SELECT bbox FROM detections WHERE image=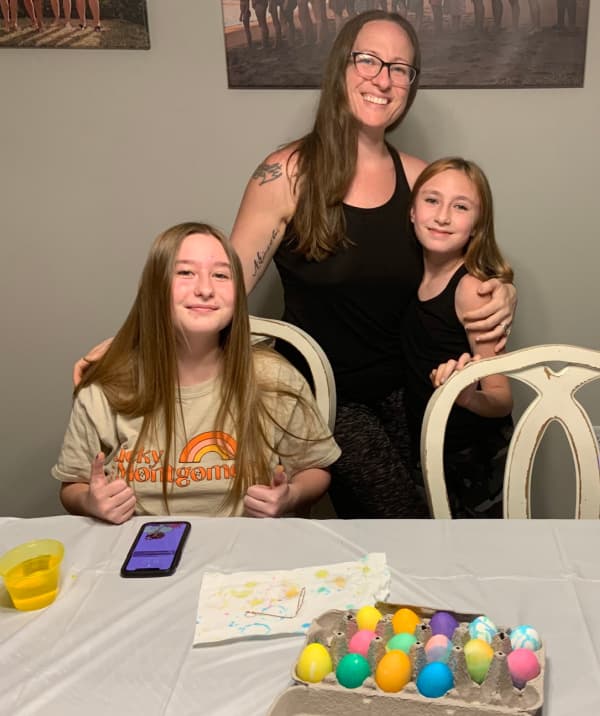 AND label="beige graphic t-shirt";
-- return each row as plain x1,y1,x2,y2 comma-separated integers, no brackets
52,352,340,516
